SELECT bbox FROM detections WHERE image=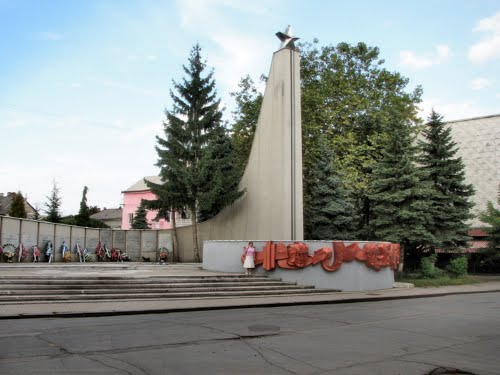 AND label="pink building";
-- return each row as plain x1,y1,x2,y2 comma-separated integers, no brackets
121,176,171,230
